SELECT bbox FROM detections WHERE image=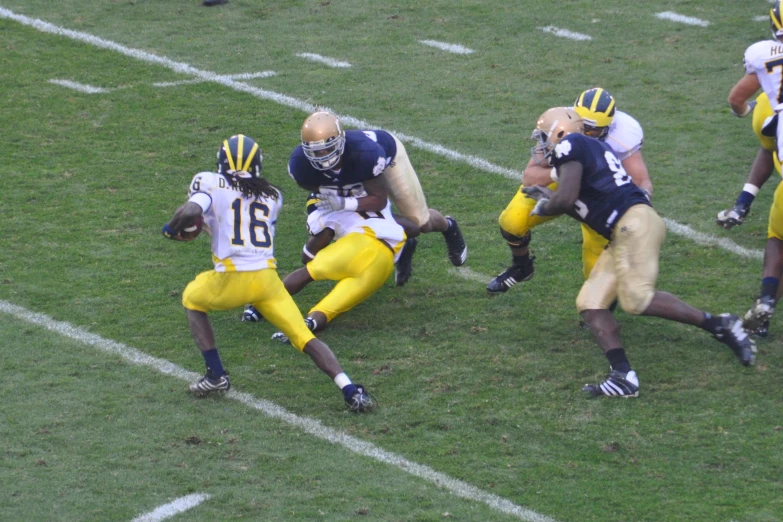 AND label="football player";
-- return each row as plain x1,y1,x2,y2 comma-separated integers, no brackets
522,108,756,398
488,88,653,293
162,134,374,412
725,3,783,337
288,111,467,286
264,193,407,342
